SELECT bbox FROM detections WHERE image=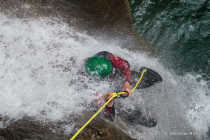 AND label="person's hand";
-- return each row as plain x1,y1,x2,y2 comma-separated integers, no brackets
105,92,115,100
104,92,114,107
122,81,131,97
